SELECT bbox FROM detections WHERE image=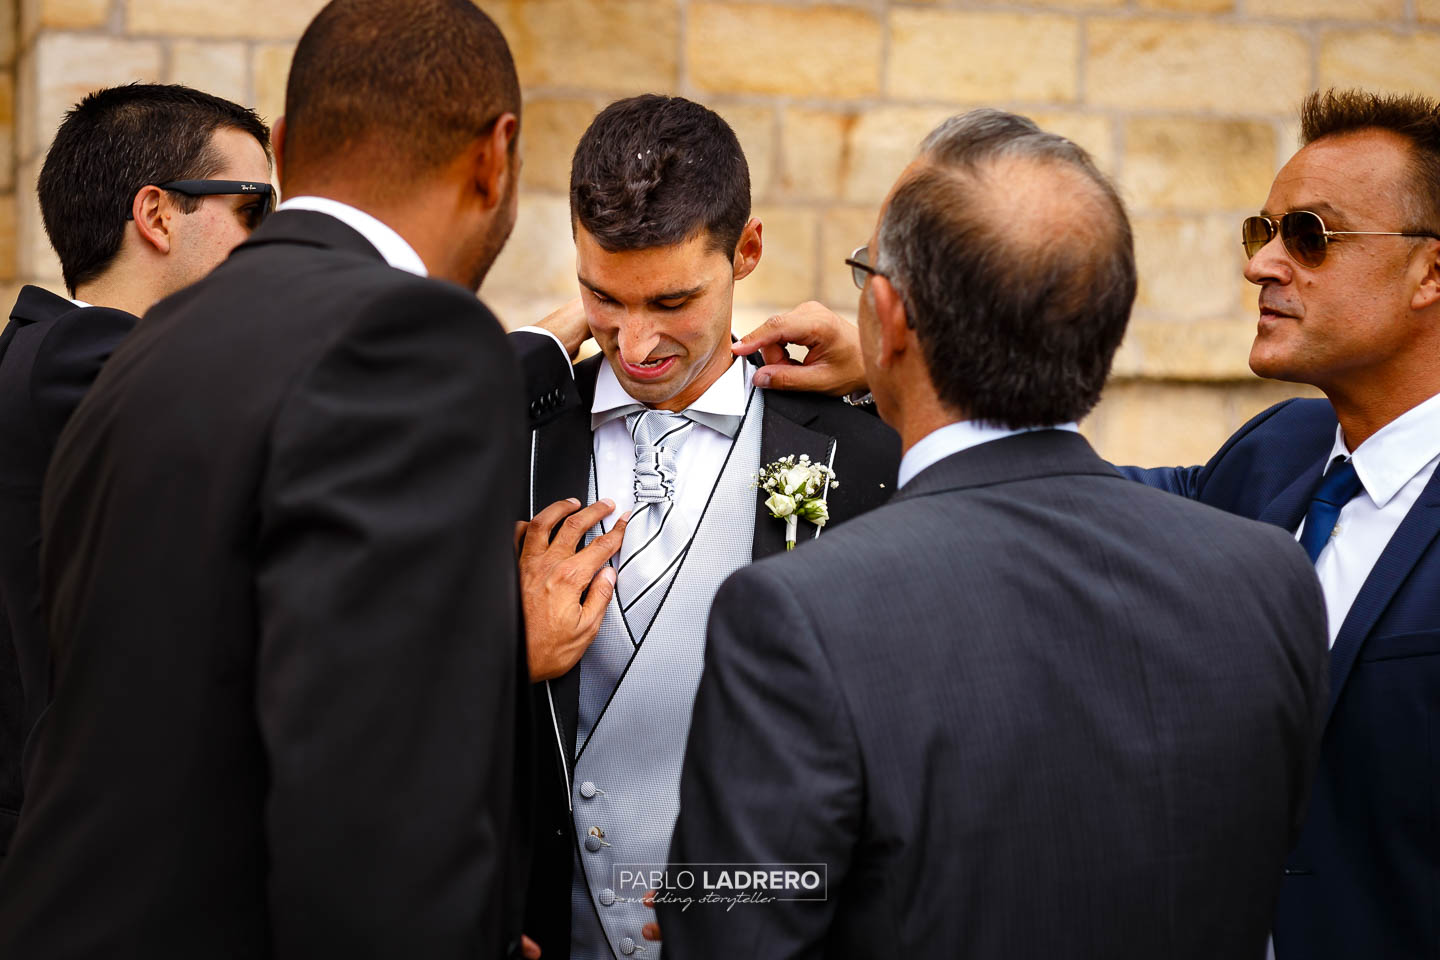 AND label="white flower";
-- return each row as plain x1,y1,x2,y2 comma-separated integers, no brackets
779,465,812,496
757,454,840,549
764,493,796,518
798,498,829,526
